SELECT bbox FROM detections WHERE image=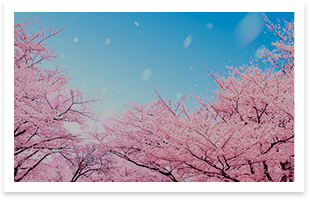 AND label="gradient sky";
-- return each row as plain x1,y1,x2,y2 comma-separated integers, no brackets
14,12,294,122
